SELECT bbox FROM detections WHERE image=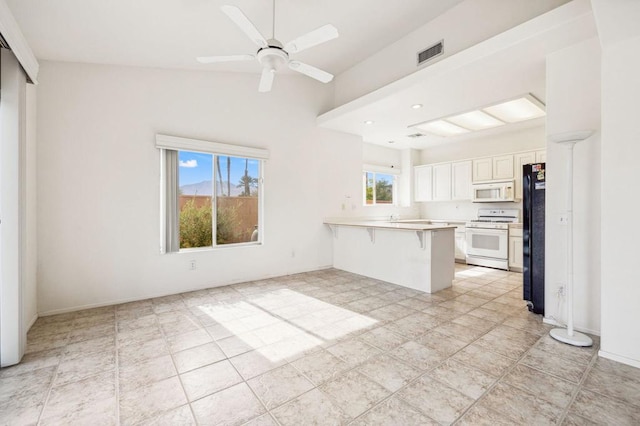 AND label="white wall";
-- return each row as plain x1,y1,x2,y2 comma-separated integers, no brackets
599,34,640,367
545,37,601,335
36,61,363,315
417,126,545,220
333,0,569,105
